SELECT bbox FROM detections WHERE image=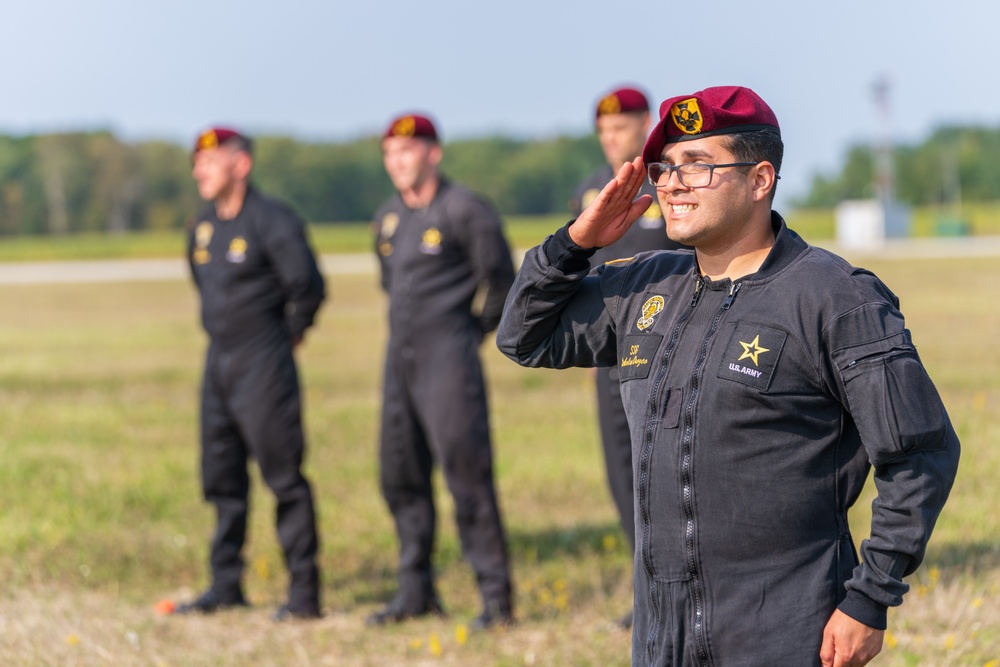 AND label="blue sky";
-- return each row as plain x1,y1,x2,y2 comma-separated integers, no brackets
2,0,997,209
